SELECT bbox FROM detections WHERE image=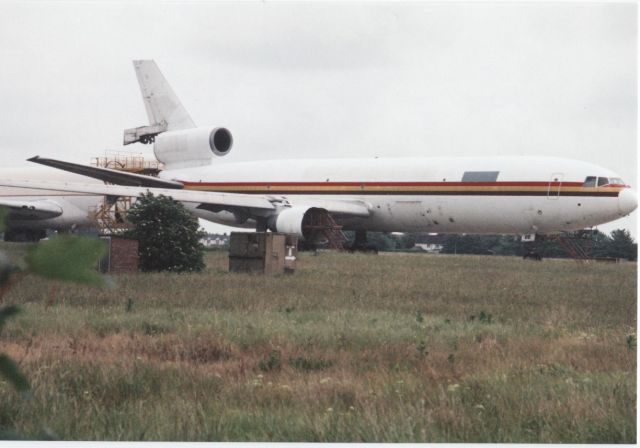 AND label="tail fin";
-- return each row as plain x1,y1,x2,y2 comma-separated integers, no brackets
133,60,196,131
